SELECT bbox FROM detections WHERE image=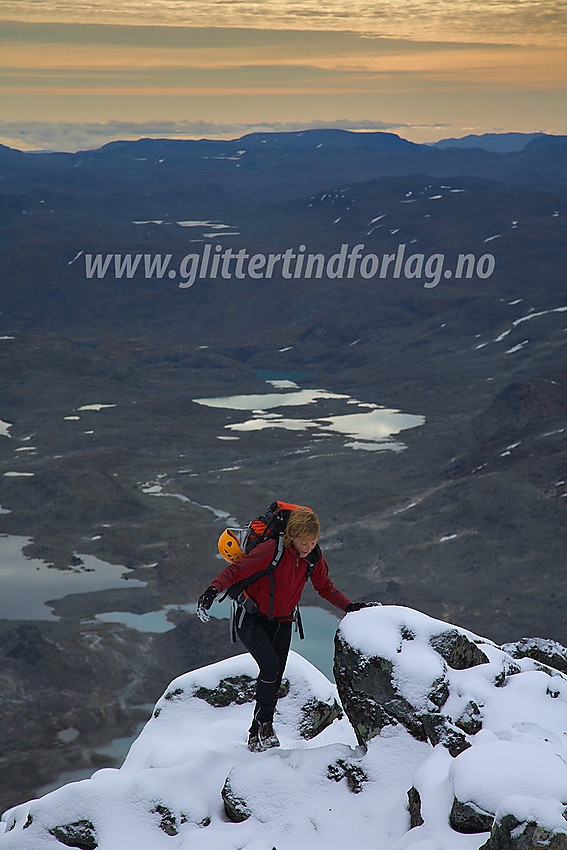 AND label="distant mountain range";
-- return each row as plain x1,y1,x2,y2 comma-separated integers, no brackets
431,131,567,152
1,129,566,336
2,129,567,197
